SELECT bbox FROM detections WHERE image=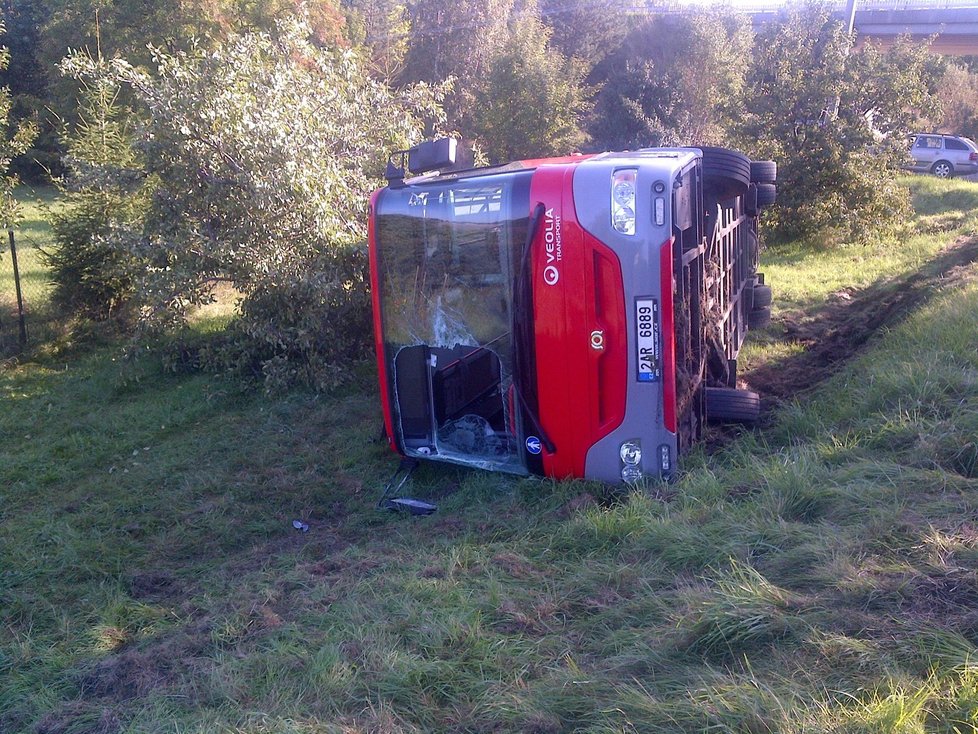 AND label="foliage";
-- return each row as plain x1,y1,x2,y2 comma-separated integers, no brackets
343,0,411,81
737,6,942,245
771,127,915,246
400,0,515,128
934,61,978,140
228,247,372,389
0,21,38,227
843,39,945,141
29,0,346,153
469,9,590,162
60,18,443,389
0,0,56,181
539,0,630,67
4,1,353,184
39,0,349,68
589,9,752,150
45,57,144,320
